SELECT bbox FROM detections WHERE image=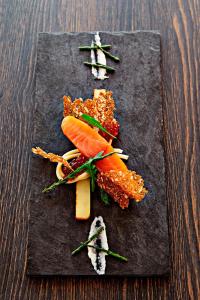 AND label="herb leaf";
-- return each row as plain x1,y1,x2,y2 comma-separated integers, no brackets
100,189,111,205
86,164,98,192
81,114,116,140
43,151,114,193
